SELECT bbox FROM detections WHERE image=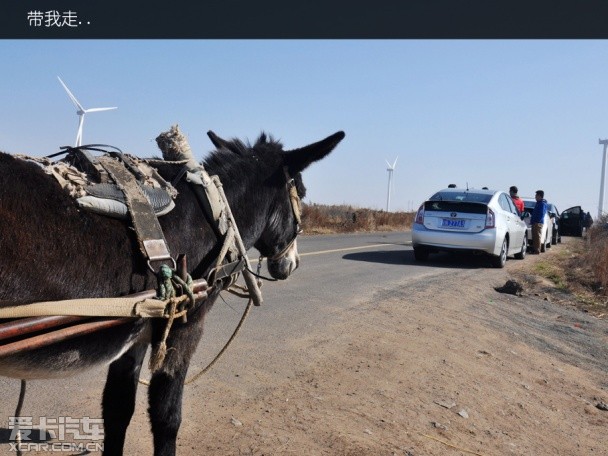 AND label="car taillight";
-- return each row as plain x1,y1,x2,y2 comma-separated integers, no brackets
415,204,425,224
485,207,495,228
